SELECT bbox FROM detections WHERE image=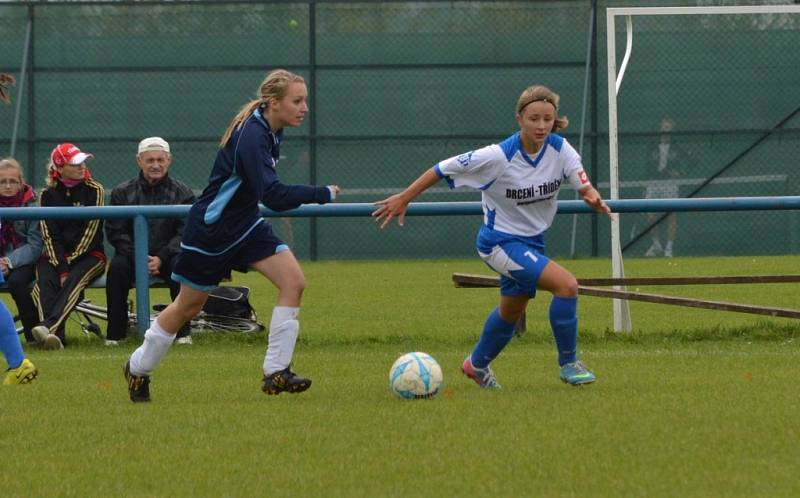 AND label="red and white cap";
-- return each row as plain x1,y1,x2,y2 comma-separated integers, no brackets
50,143,93,167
